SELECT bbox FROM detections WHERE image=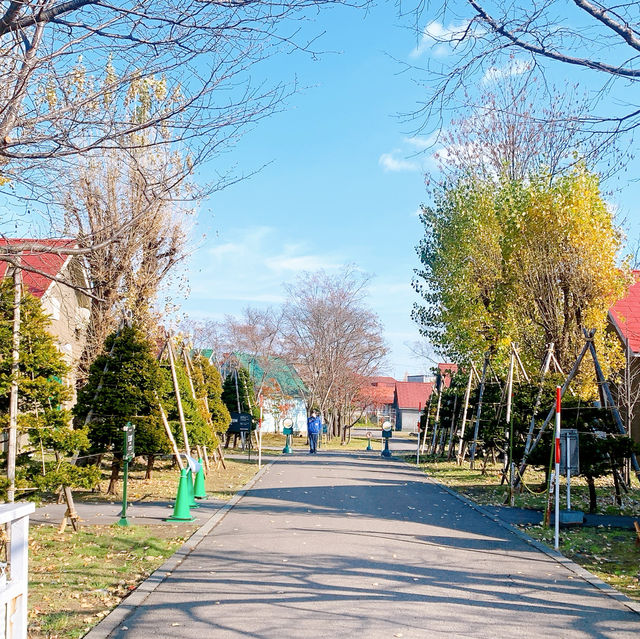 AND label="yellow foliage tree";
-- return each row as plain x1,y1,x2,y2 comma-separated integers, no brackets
414,165,629,389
